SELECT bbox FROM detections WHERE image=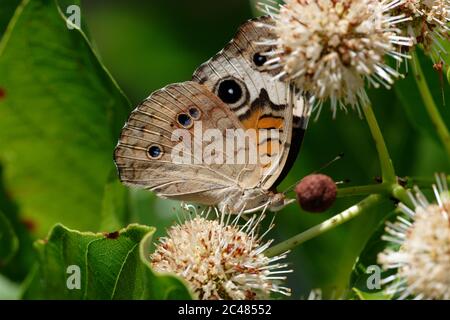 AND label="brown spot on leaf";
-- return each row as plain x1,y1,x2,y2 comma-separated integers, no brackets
21,218,37,232
105,231,120,239
0,88,5,100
